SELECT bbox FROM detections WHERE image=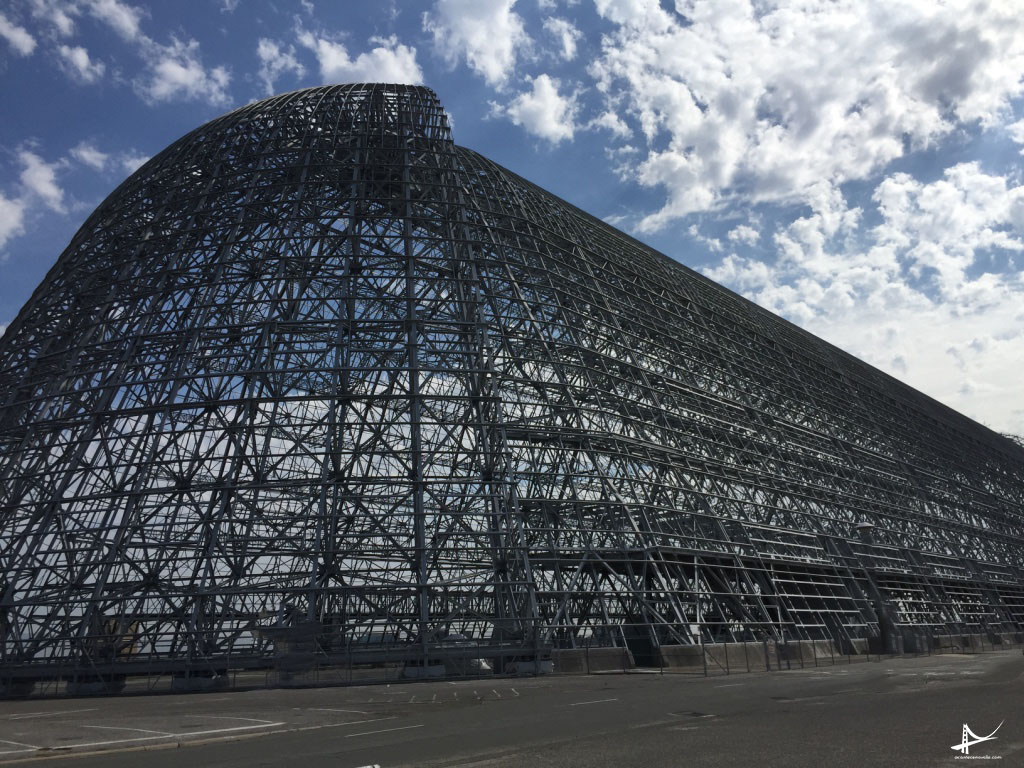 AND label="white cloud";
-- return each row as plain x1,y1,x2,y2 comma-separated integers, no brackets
135,37,231,106
29,0,231,107
1009,118,1024,154
70,141,148,175
19,151,66,213
220,0,240,12
87,0,144,42
119,151,148,173
494,74,578,143
543,16,581,61
704,162,1024,434
688,223,722,253
590,0,1024,230
0,150,71,252
0,12,37,56
70,142,109,171
727,224,759,246
29,0,78,37
588,109,631,138
0,194,27,251
298,33,422,85
423,0,528,87
256,38,305,95
57,44,106,84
